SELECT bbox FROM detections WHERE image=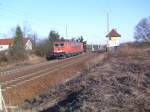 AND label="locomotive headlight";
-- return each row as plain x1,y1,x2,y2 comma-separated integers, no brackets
57,50,63,53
